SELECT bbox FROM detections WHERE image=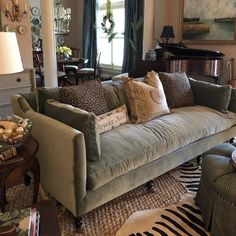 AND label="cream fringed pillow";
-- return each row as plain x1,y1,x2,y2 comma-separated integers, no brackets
97,105,129,134
144,70,160,88
122,74,170,124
